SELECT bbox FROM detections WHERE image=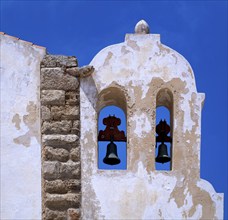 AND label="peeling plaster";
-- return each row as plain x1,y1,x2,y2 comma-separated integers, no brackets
13,101,39,147
127,39,140,51
132,112,151,138
81,33,224,219
12,113,21,130
1,33,45,219
121,46,130,55
103,52,113,66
